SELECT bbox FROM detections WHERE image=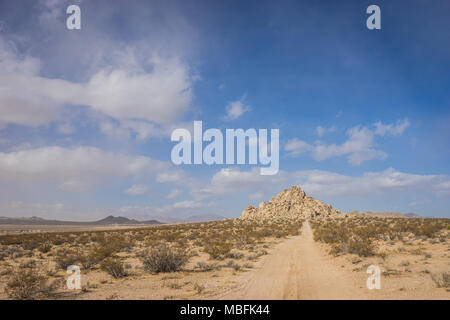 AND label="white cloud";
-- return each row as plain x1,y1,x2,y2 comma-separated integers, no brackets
223,96,251,120
190,167,450,203
10,142,32,152
99,121,131,140
374,118,410,136
0,40,195,127
57,122,75,135
312,126,387,165
58,179,89,192
285,120,410,165
38,0,64,25
84,57,193,124
285,138,313,157
156,170,187,183
315,126,336,137
124,184,150,195
118,200,217,221
167,189,183,199
9,201,65,215
293,168,450,197
193,167,286,199
0,146,168,191
173,200,216,209
99,119,175,141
